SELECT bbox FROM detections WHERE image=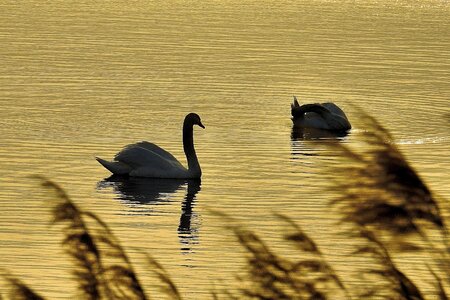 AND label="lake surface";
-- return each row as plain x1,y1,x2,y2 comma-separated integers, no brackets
1,1,449,298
